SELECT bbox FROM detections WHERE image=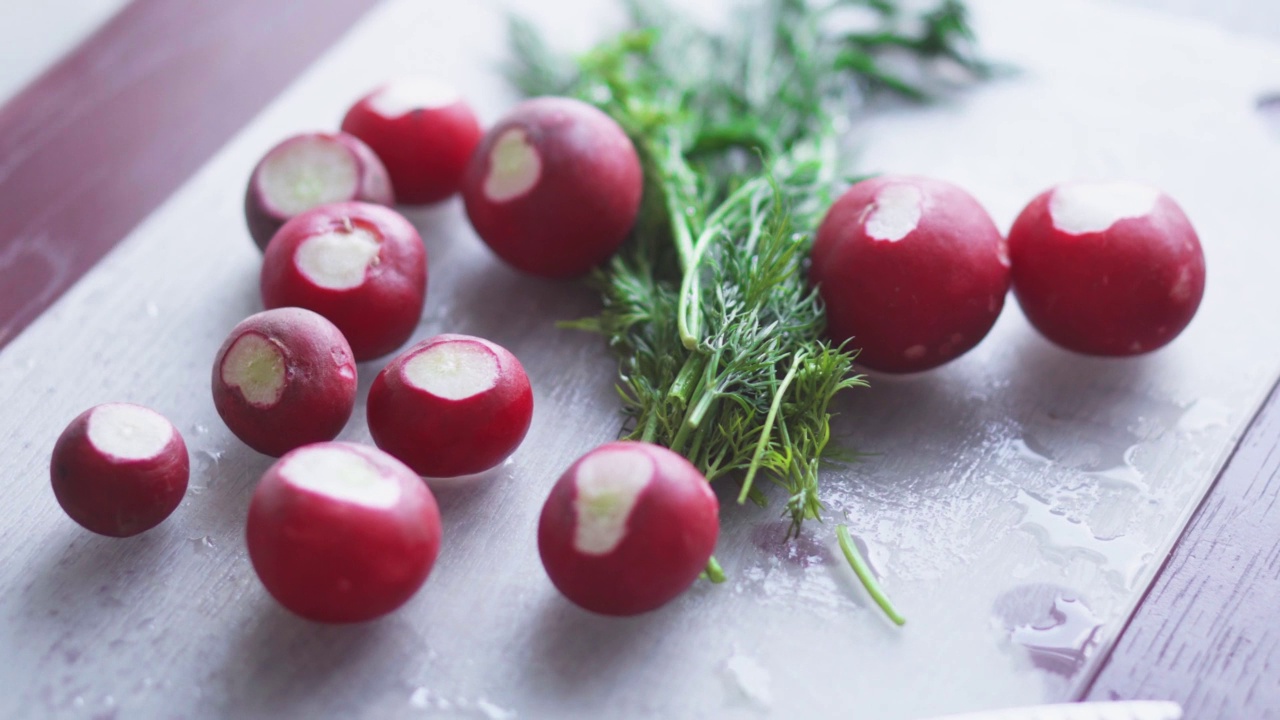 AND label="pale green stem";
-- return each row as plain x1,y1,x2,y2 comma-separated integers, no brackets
836,524,906,626
738,350,805,504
